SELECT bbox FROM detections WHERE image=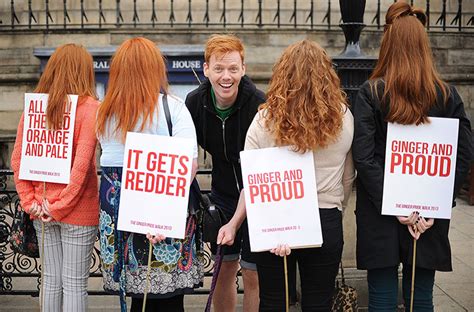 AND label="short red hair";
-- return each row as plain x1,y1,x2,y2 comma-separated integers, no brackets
204,34,245,63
